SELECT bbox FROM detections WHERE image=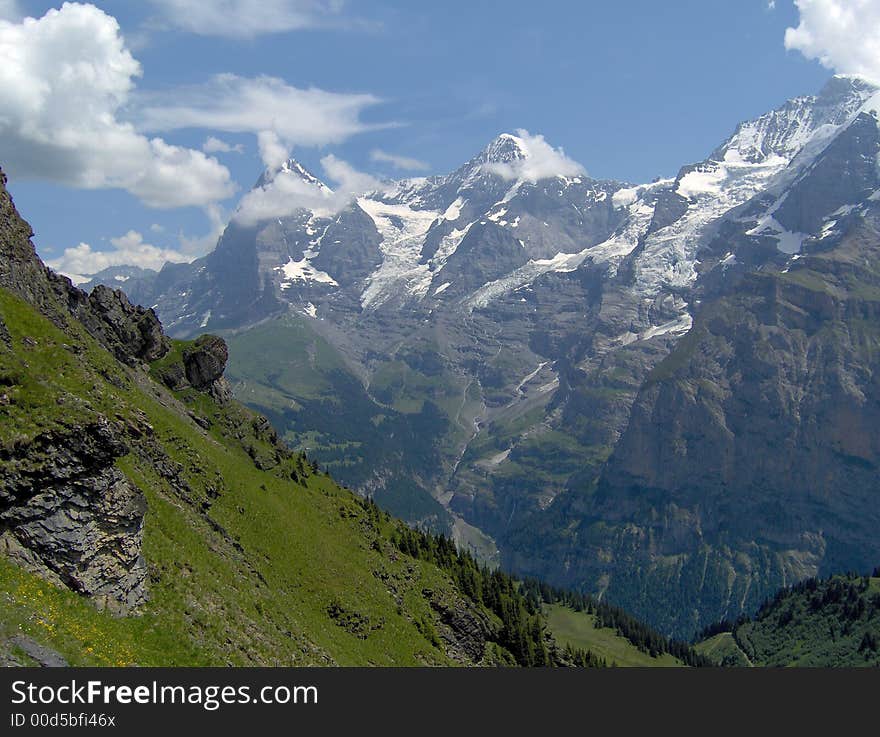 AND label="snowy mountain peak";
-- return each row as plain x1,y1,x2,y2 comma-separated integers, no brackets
819,74,879,106
483,133,528,164
713,75,877,167
256,158,331,193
